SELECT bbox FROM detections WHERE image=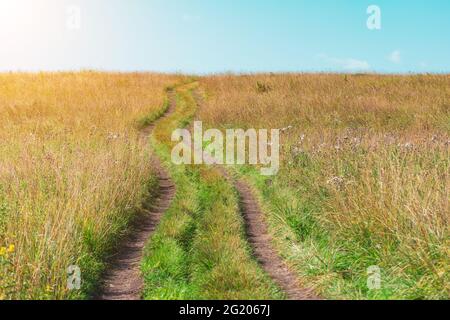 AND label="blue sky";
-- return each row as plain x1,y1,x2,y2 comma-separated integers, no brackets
0,0,449,73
